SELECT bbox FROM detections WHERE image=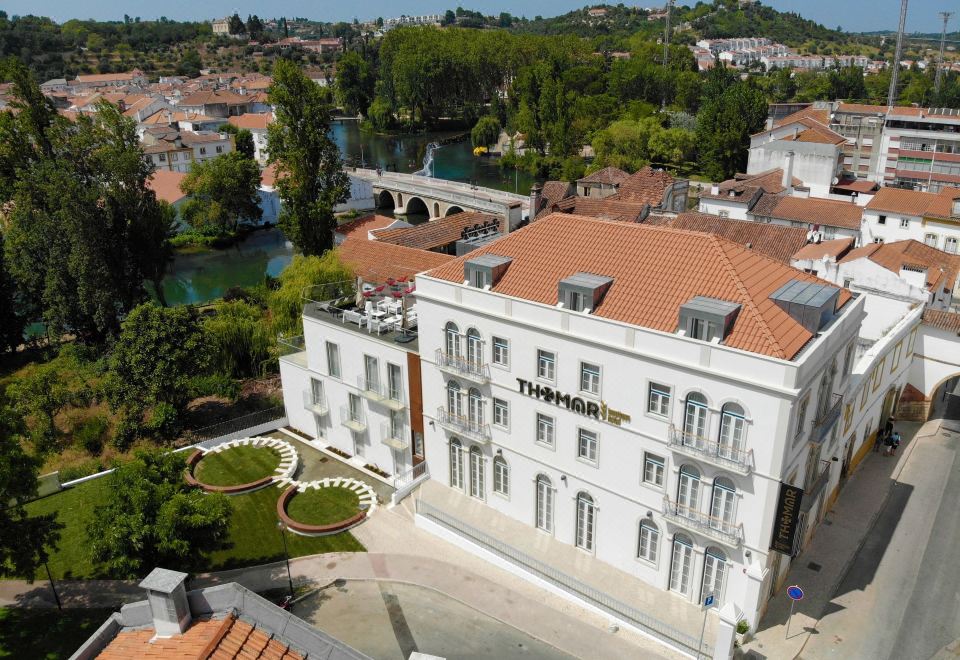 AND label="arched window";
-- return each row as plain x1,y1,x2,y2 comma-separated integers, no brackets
701,547,728,604
466,328,482,366
575,492,596,551
669,533,694,595
816,358,838,421
676,465,701,518
710,476,736,534
493,456,509,496
719,403,746,461
637,520,659,563
469,446,484,499
468,387,483,425
446,380,462,418
449,438,463,490
444,322,460,358
535,475,554,533
684,392,709,443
